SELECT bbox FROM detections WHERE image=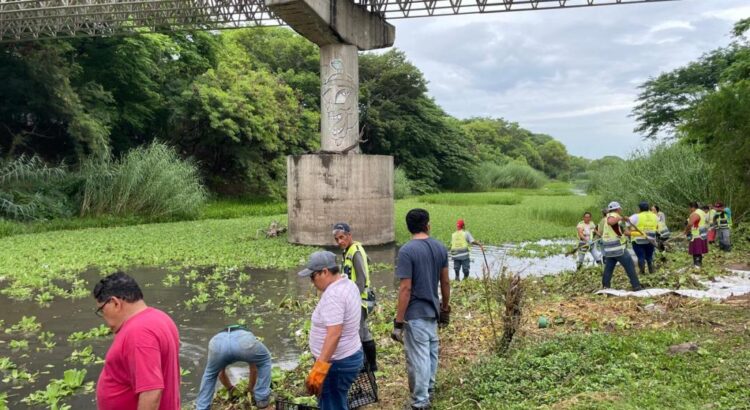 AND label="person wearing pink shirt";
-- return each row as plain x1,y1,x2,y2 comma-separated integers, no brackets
93,271,181,410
